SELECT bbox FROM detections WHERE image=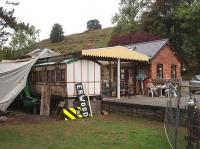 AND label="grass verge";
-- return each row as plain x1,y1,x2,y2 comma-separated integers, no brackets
0,114,170,149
